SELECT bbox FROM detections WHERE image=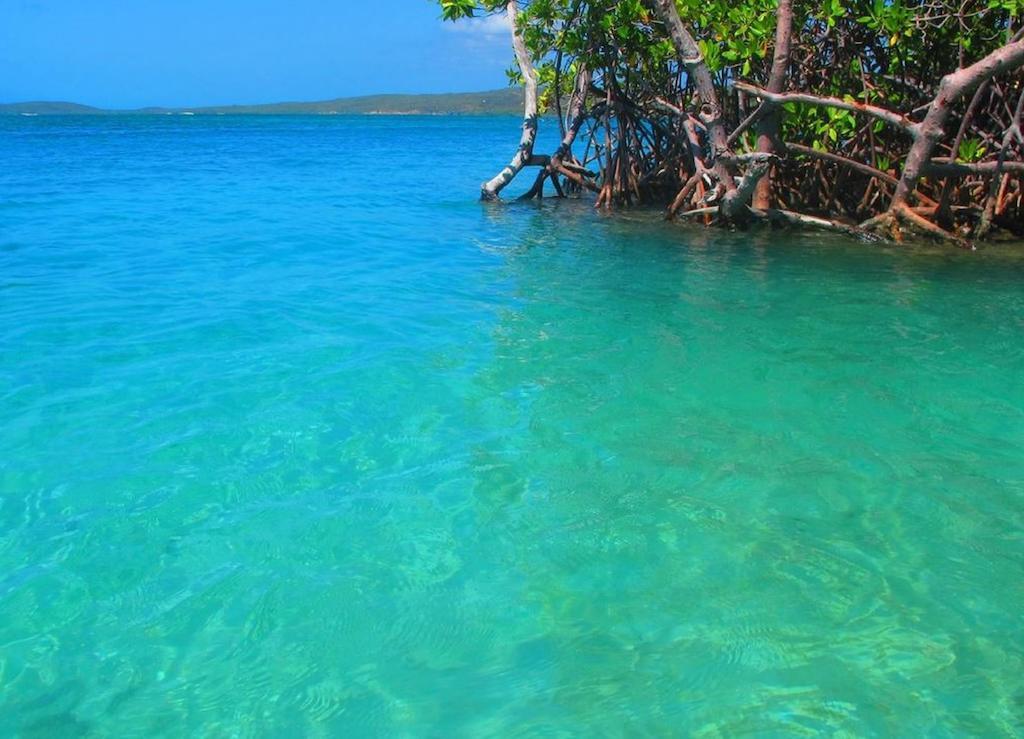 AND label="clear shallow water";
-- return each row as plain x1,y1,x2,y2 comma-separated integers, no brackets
1,115,1023,736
